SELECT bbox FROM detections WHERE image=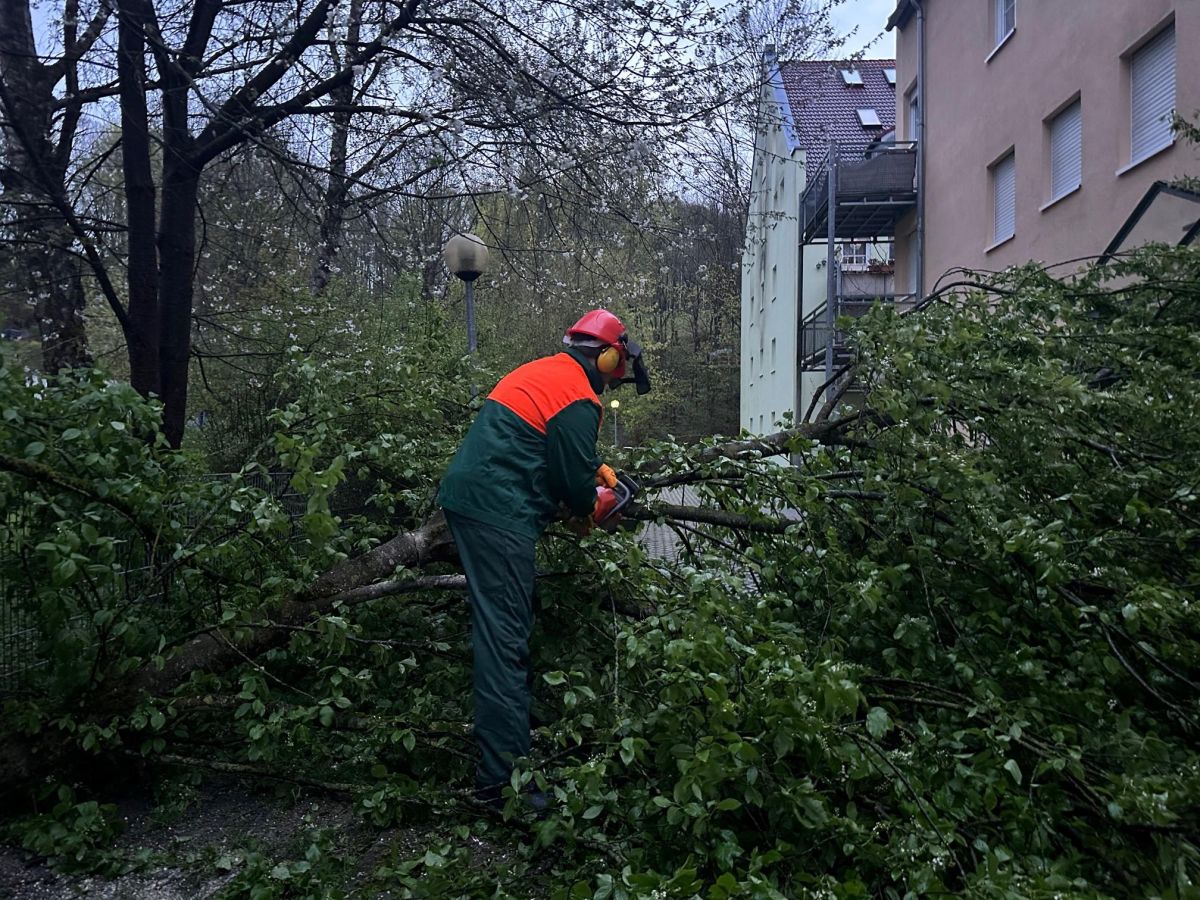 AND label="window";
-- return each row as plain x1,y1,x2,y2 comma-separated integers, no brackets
994,0,1015,47
1130,24,1176,165
884,68,897,85
840,242,868,270
991,152,1016,244
907,91,919,142
1048,99,1082,202
857,108,882,127
840,68,863,86
770,338,776,370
